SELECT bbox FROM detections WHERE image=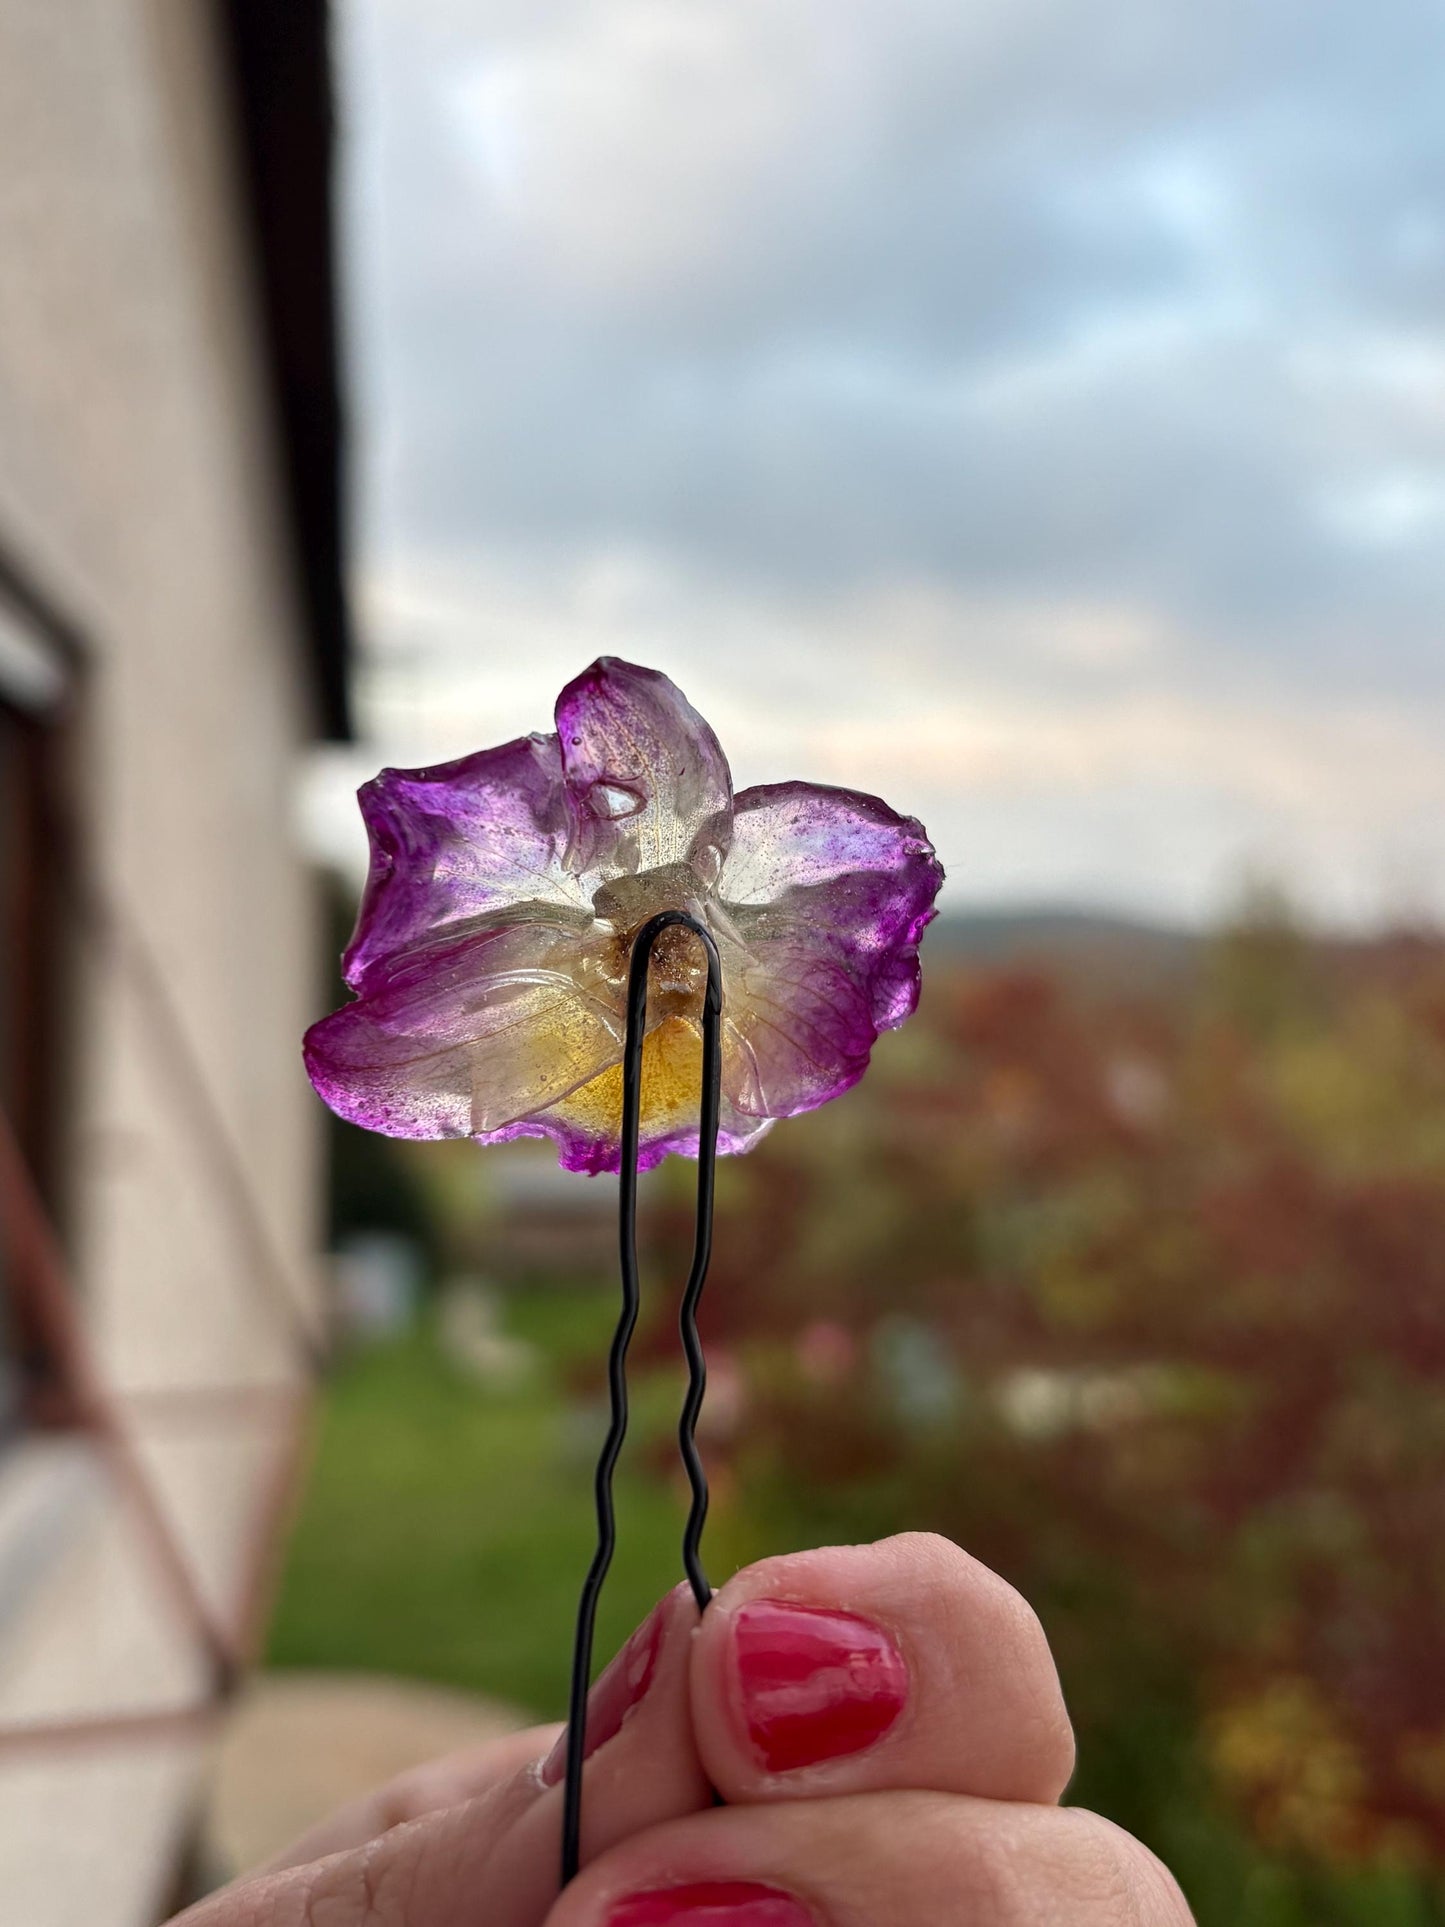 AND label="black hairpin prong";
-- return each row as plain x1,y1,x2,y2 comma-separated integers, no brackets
561,911,723,1886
